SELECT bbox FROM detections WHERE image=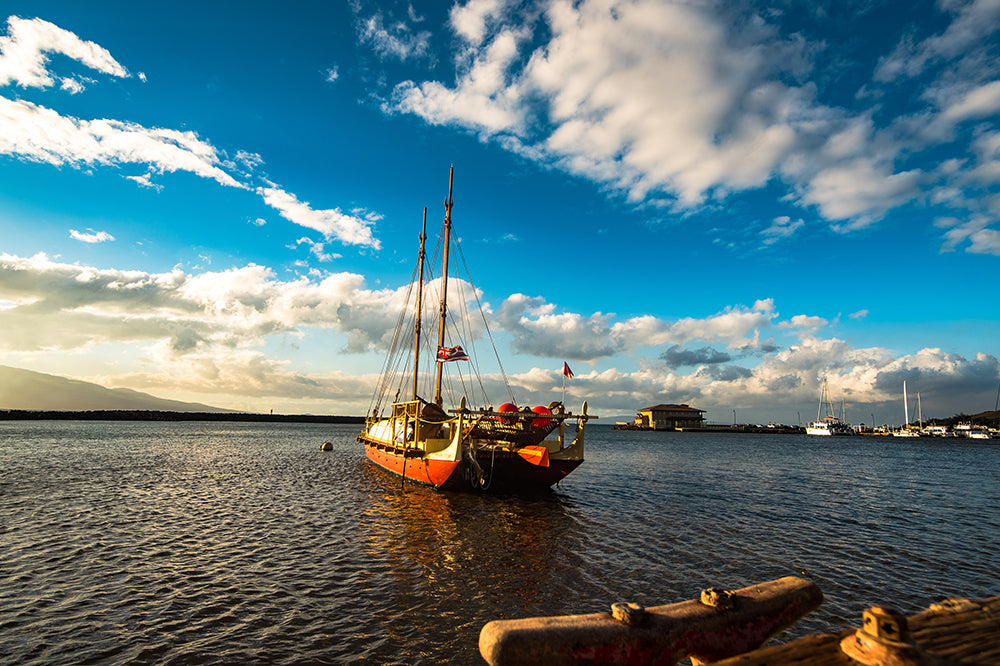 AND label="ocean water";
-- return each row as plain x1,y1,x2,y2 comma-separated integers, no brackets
0,421,997,665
